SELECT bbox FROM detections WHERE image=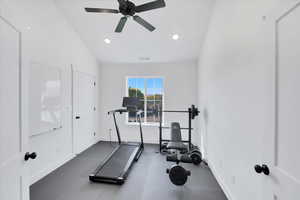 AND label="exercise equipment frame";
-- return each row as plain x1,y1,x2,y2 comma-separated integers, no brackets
158,105,199,152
